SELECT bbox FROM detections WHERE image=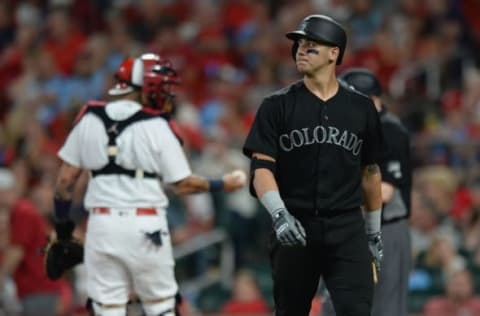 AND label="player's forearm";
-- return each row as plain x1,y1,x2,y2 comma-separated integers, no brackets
361,163,382,211
251,152,278,198
250,155,290,220
55,163,82,201
253,168,279,198
173,175,210,195
362,164,382,235
54,163,82,221
173,171,245,195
